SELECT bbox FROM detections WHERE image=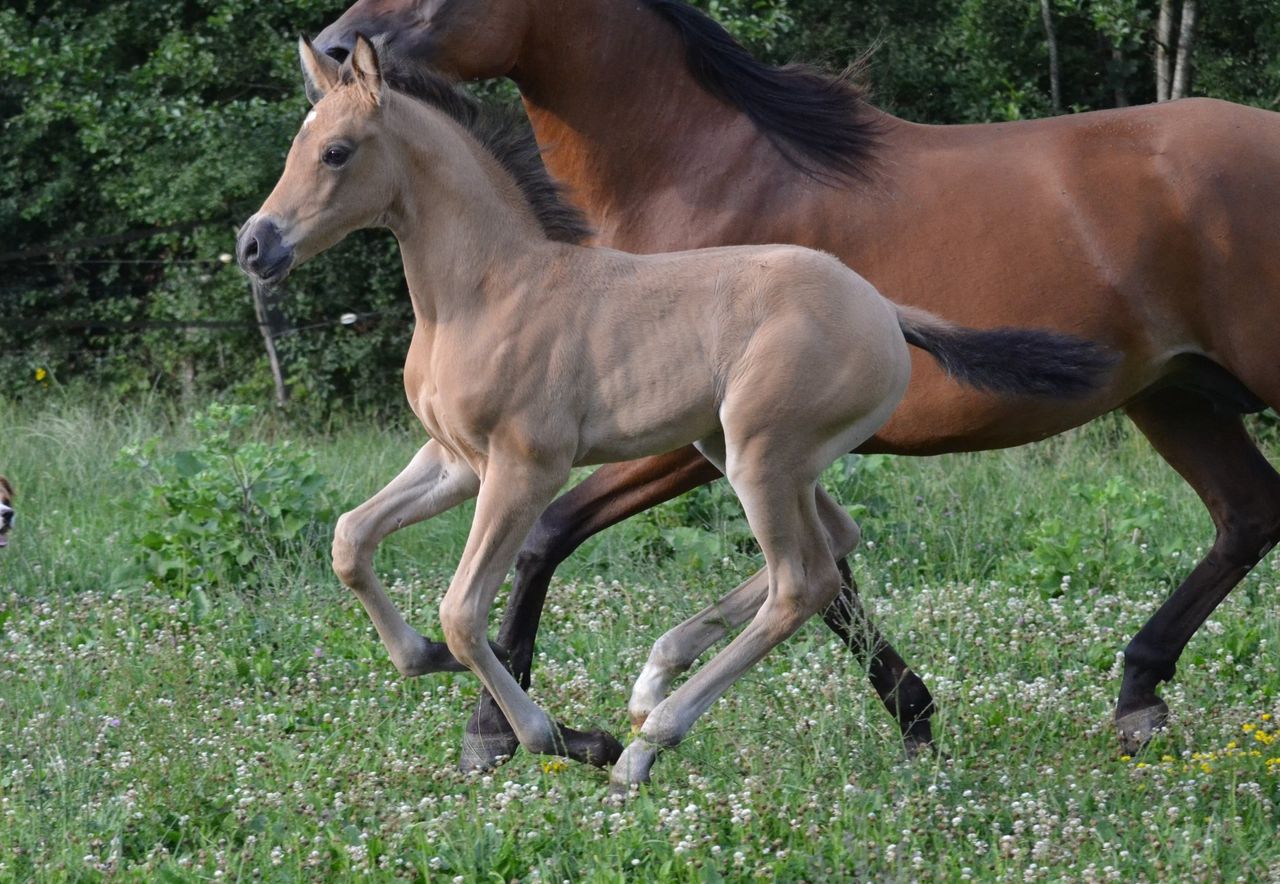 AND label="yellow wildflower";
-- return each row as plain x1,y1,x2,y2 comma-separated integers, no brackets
34,367,47,381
